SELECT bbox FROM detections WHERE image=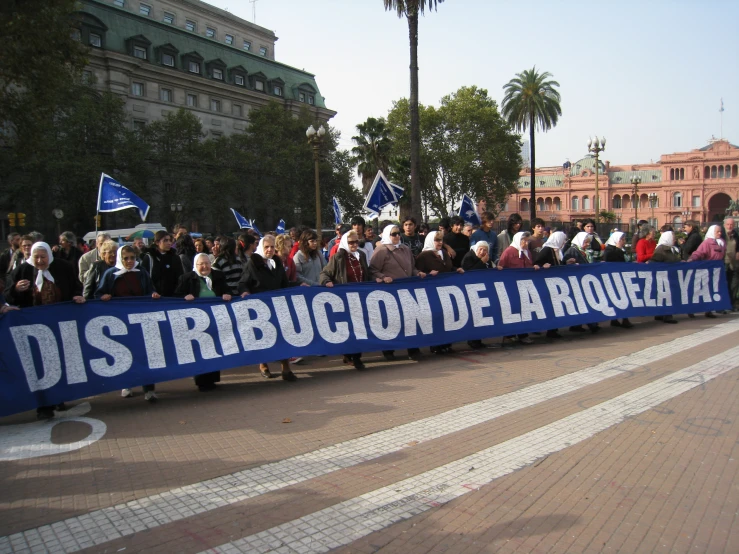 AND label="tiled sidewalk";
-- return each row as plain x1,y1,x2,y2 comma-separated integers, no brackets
1,316,738,553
